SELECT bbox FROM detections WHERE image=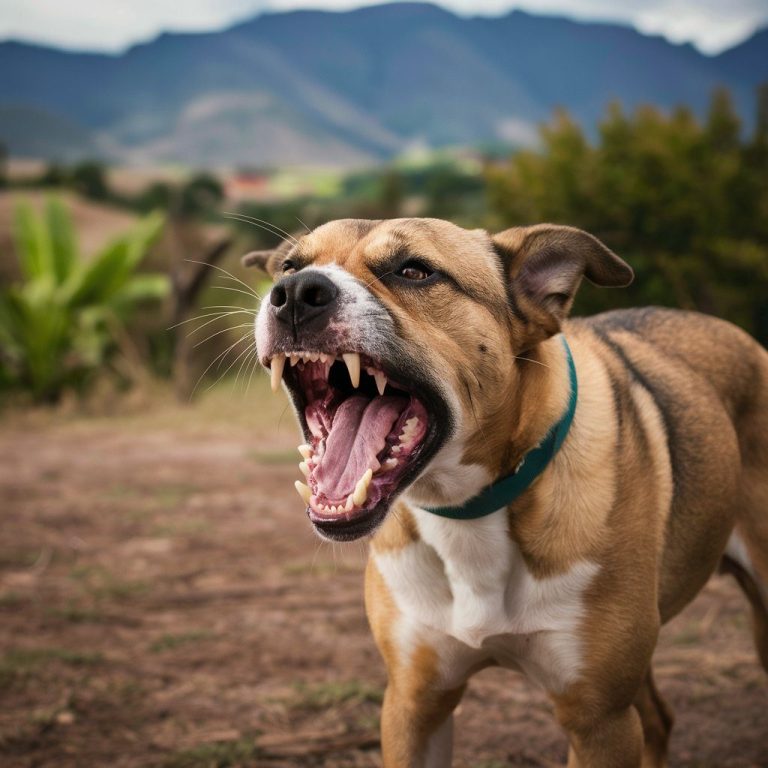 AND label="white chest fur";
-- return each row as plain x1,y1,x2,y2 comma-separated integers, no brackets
372,508,599,693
